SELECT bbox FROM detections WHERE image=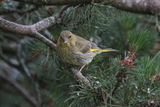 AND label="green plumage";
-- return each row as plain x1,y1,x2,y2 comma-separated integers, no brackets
57,31,117,65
